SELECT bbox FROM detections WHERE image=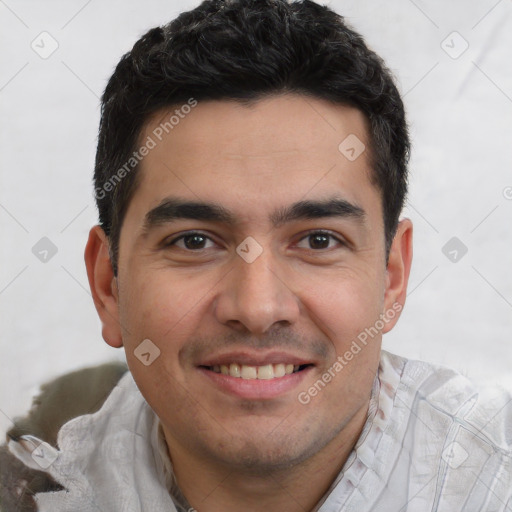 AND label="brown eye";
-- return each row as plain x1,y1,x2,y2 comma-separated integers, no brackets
184,234,208,249
296,231,344,250
167,232,216,250
309,233,330,249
